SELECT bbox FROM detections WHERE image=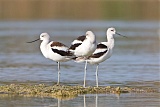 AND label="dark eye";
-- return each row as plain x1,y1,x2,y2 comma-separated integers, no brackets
111,30,114,31
42,35,44,37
